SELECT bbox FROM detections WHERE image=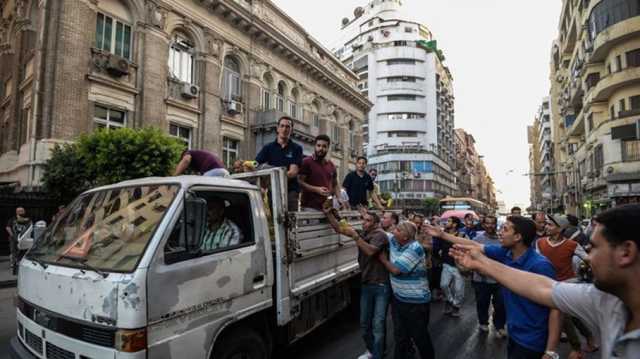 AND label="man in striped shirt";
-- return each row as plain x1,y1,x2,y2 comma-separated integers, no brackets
201,199,243,251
